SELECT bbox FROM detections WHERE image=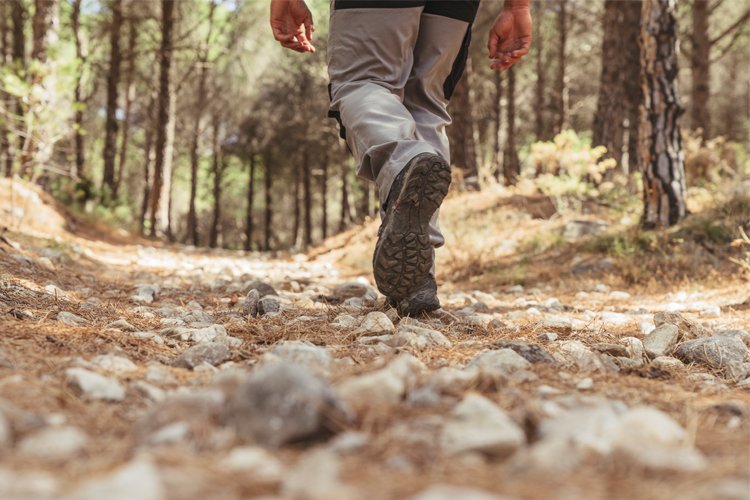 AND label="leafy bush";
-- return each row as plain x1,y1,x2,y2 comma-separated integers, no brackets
731,227,750,279
683,131,749,184
528,130,620,211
